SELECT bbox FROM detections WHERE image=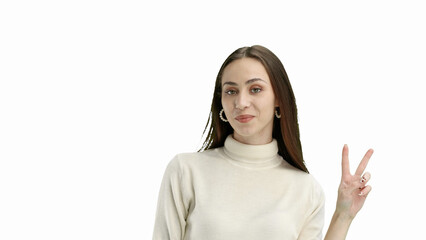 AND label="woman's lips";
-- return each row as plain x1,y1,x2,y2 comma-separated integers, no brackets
235,115,254,123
